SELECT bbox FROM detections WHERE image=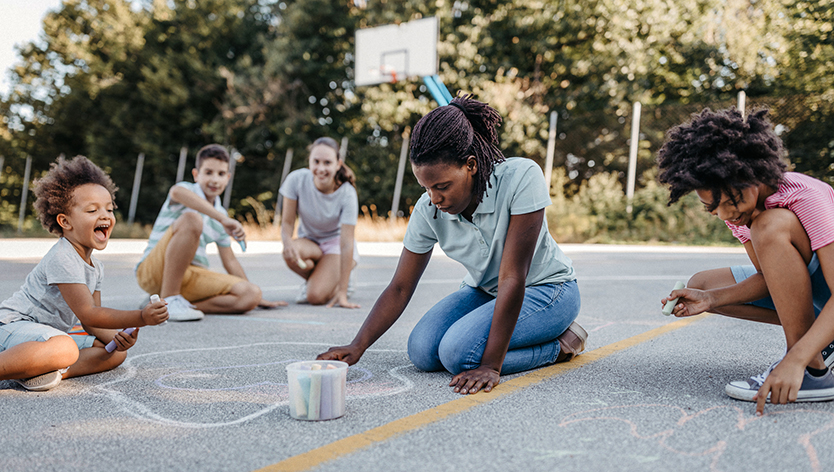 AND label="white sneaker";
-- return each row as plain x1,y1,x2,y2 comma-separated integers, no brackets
14,370,62,391
295,282,308,304
166,294,205,321
347,270,356,297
